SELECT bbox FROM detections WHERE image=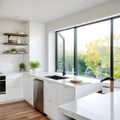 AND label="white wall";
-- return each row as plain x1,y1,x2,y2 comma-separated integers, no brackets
47,0,120,31
48,32,55,72
0,20,26,72
0,20,47,72
26,22,47,72
46,0,120,72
